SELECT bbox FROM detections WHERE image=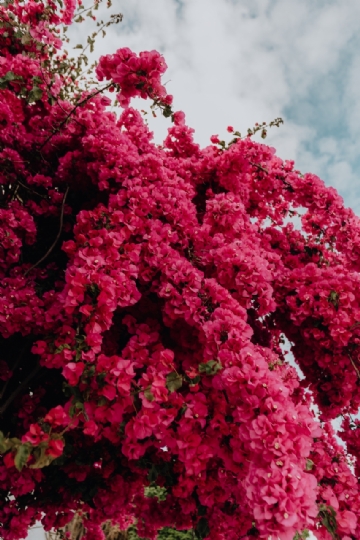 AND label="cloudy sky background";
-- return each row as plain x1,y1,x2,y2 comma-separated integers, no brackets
67,0,360,214
28,0,360,537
